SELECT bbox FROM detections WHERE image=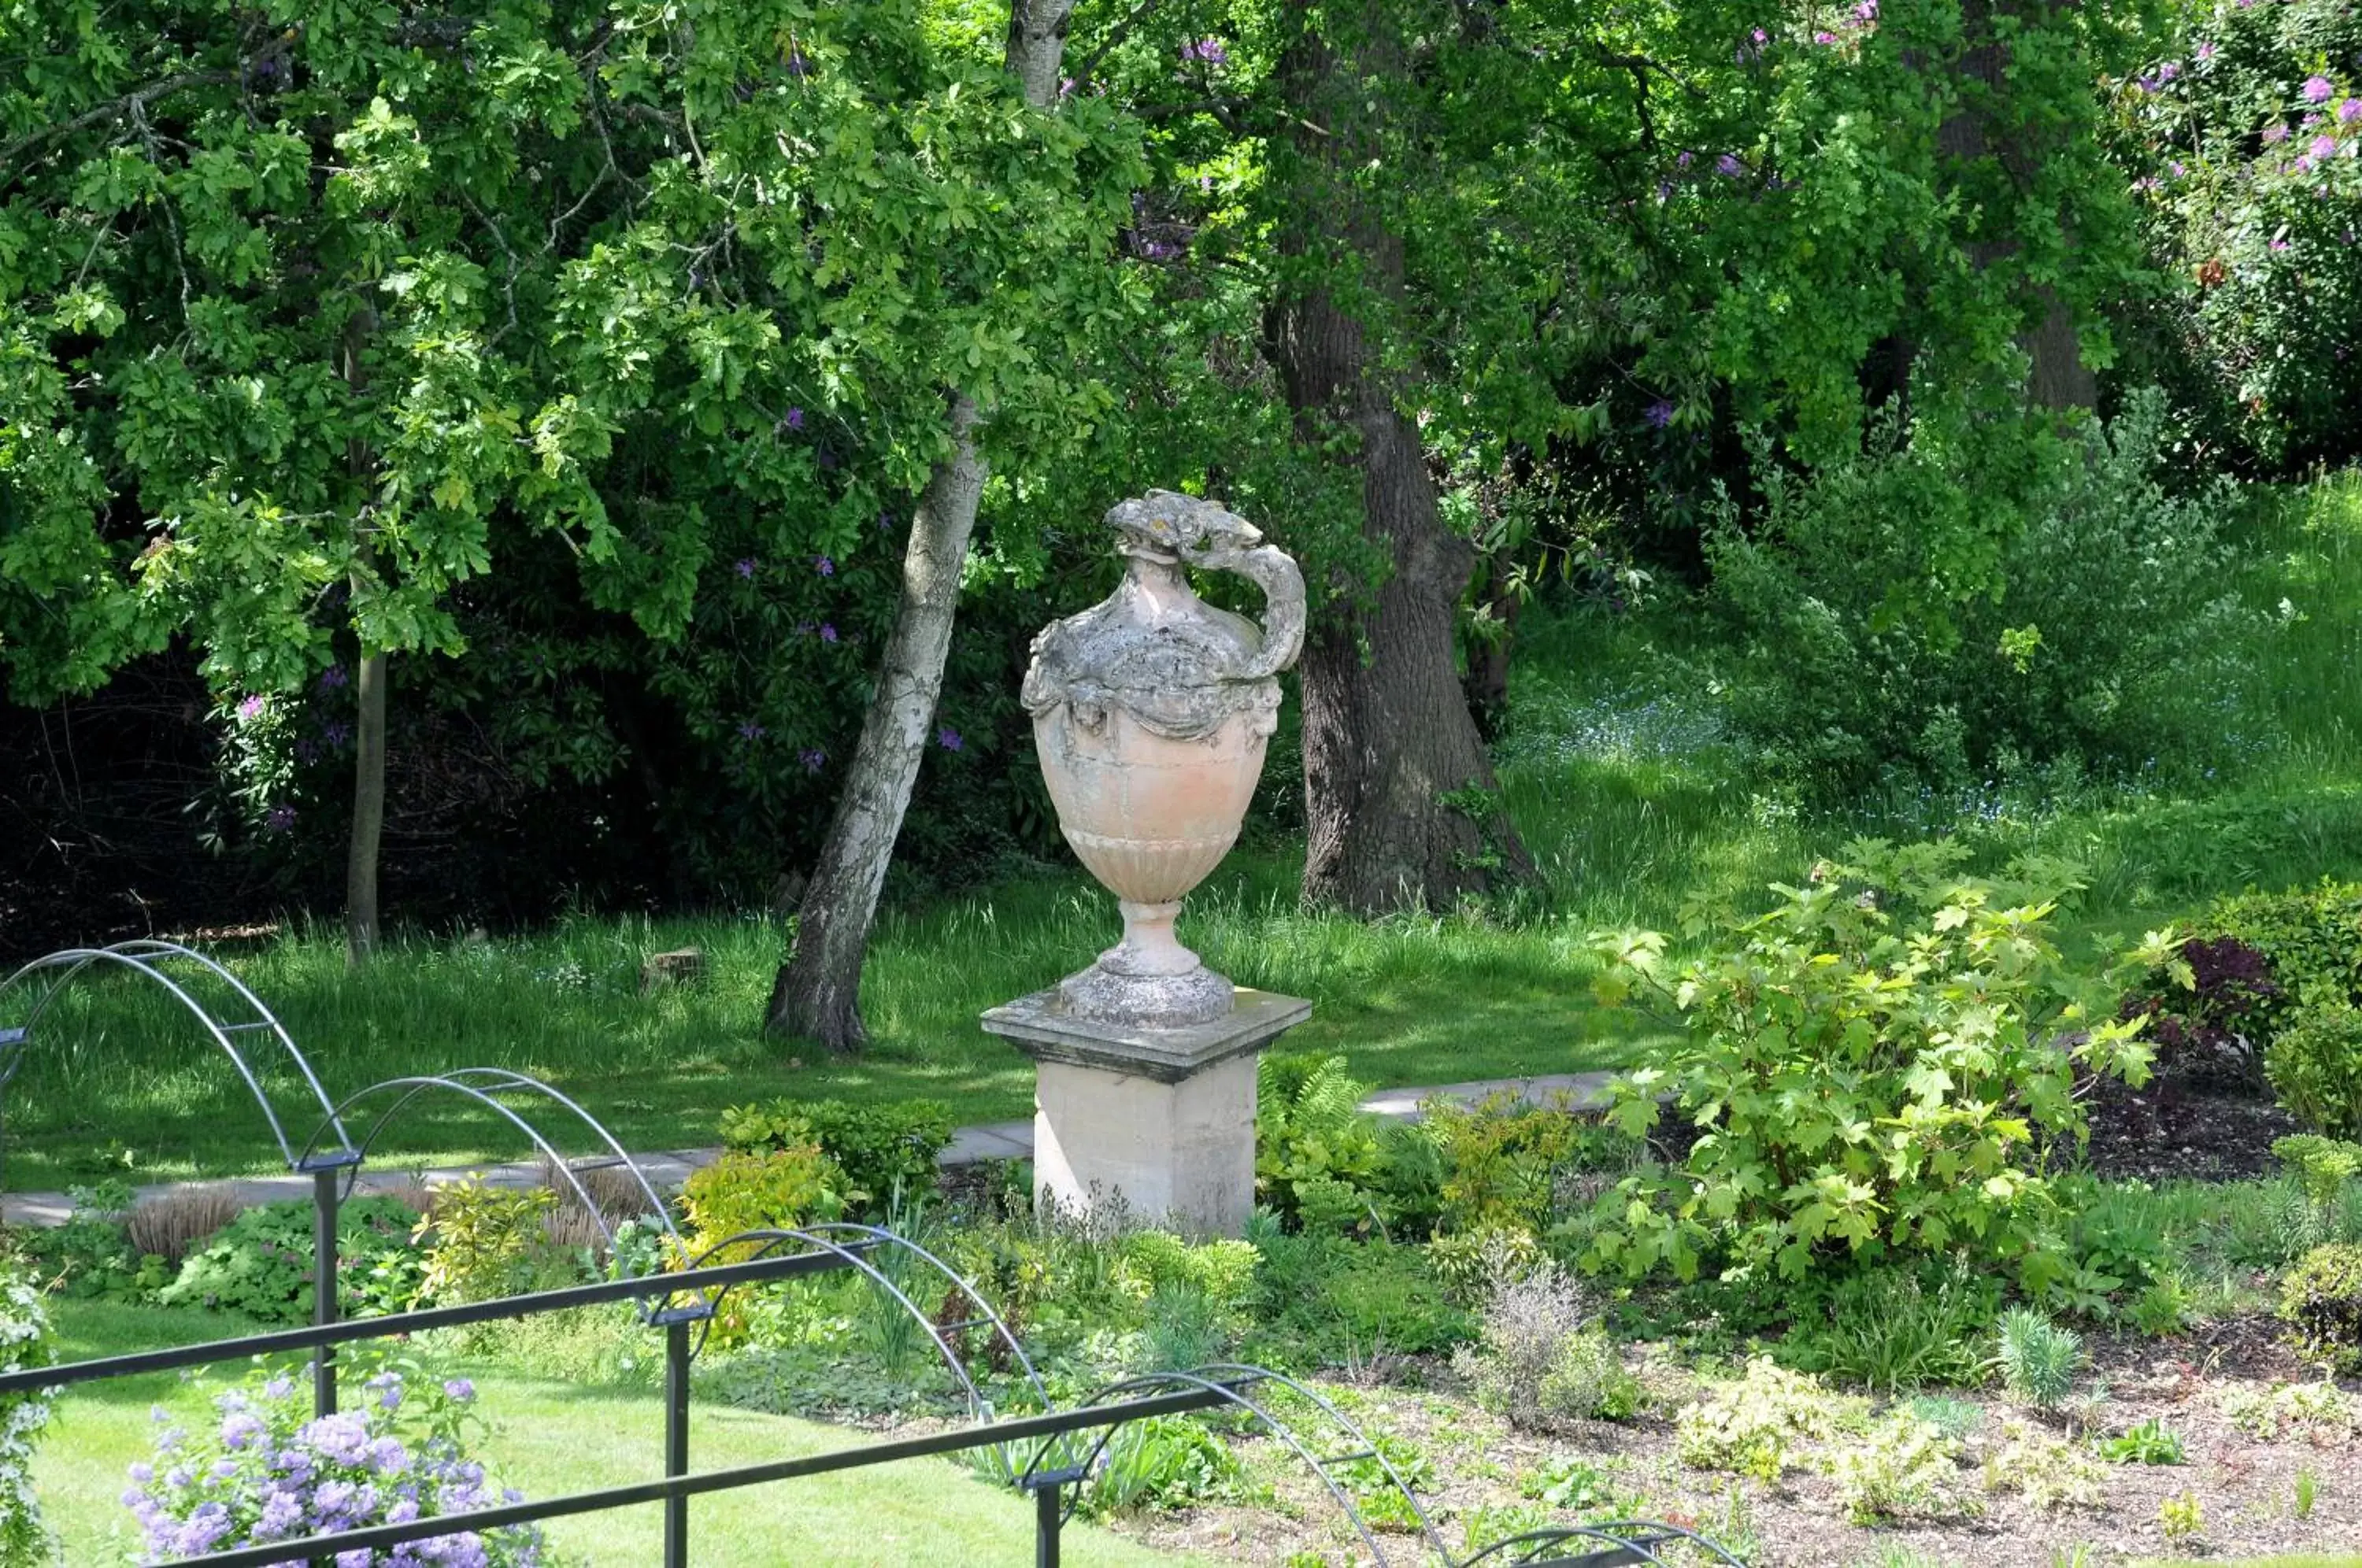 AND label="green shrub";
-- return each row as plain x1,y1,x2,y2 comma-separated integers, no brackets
0,1262,57,1566
1425,1223,1543,1307
1824,1414,1974,1525
2266,1006,2362,1138
1244,1219,1472,1364
2215,880,2362,1017
1254,1054,1394,1235
1585,842,2156,1286
1996,1306,2084,1413
1423,1091,1616,1237
24,1181,169,1305
1708,390,2257,802
2278,1242,2362,1376
414,1178,570,1307
156,1197,424,1324
2096,1417,2185,1466
1078,1415,1239,1516
719,1098,953,1217
1983,1417,2107,1511
679,1148,852,1263
1775,1260,1997,1391
1675,1358,1857,1479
